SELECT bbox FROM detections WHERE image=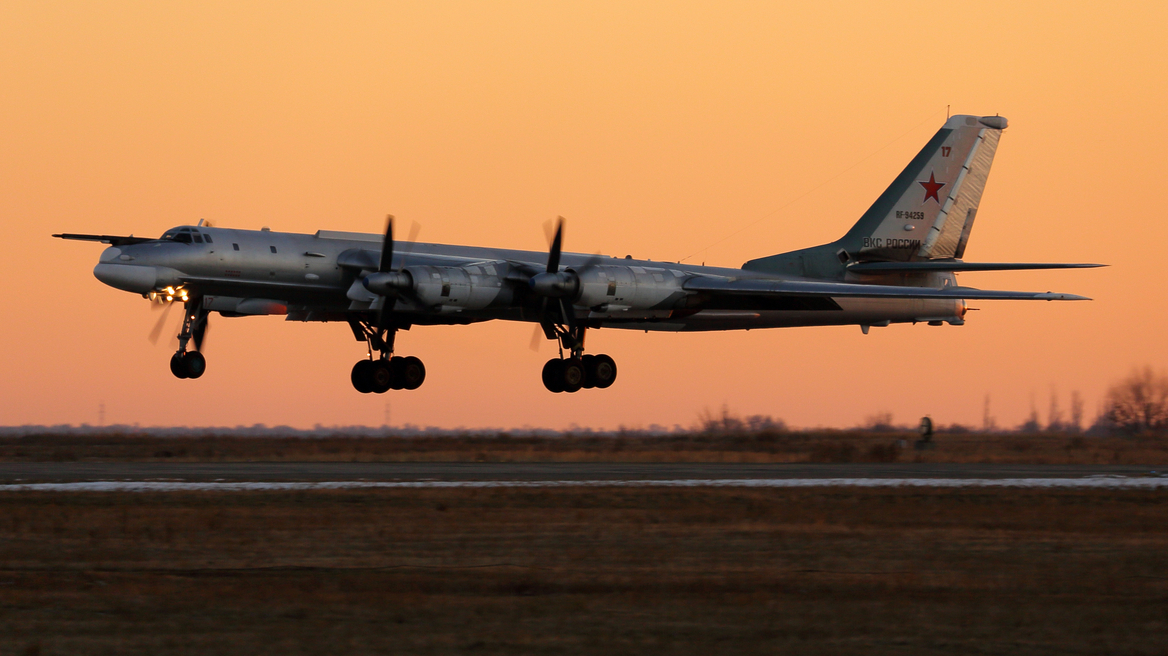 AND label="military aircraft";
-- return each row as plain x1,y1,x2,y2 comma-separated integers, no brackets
56,114,1098,394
